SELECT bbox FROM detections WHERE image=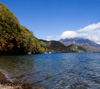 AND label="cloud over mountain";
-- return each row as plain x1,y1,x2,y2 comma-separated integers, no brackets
60,31,78,39
60,22,100,44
